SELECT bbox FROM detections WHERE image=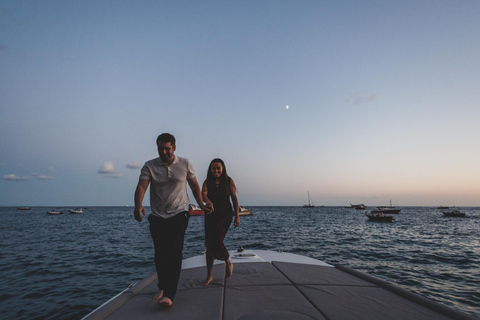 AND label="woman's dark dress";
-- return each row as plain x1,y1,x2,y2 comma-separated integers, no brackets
205,180,233,260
